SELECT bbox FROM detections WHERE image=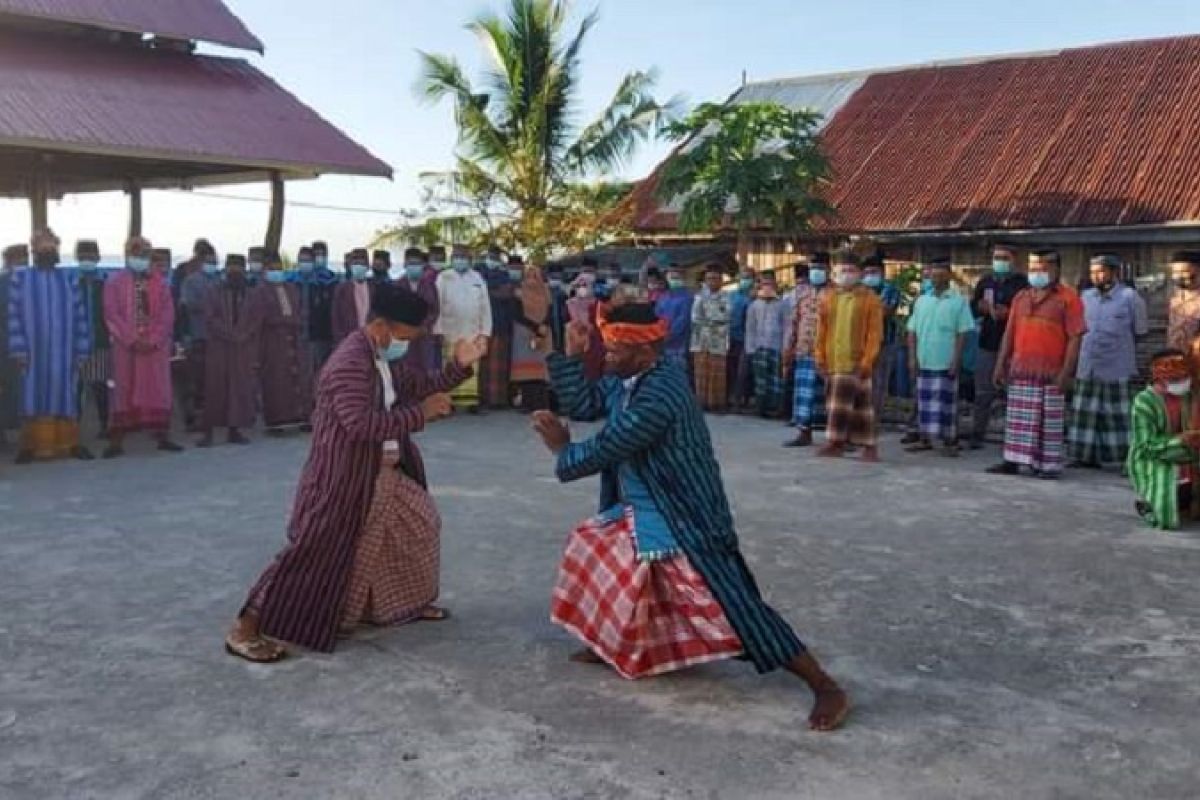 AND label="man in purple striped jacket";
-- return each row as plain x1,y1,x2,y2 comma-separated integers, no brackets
225,284,486,662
